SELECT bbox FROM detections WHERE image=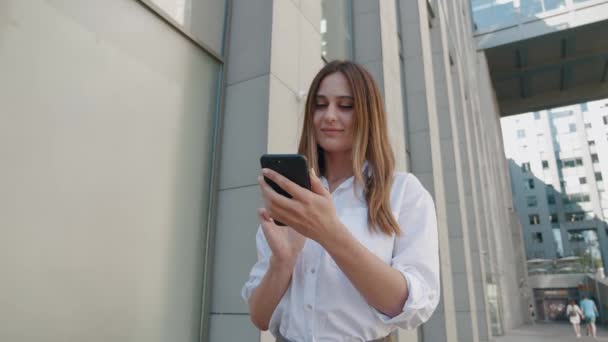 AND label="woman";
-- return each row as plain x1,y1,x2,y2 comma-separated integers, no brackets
566,299,584,338
241,61,440,341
